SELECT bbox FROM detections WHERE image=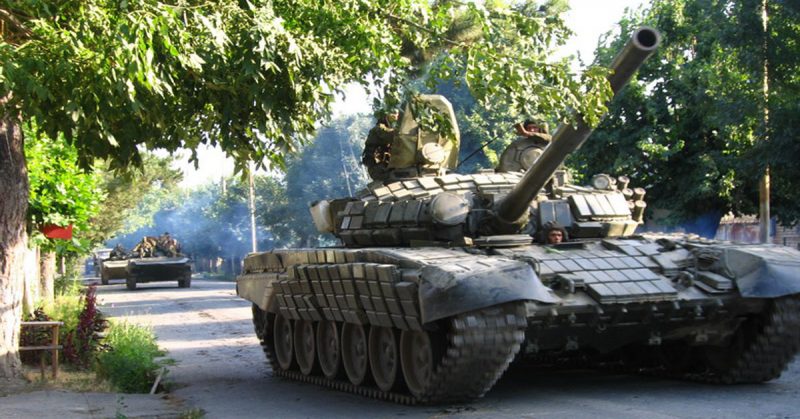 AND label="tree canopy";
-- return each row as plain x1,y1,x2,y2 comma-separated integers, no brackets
25,125,102,254
1,0,616,377
1,0,611,173
113,114,372,262
571,0,800,226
